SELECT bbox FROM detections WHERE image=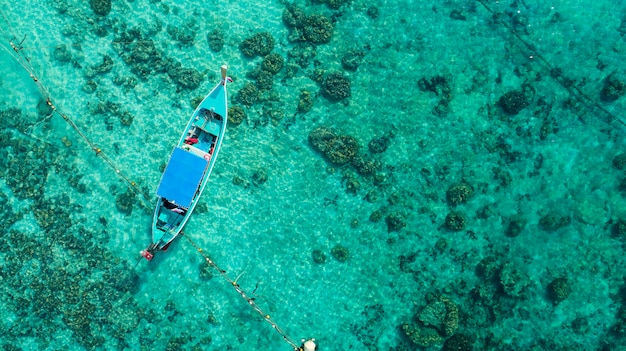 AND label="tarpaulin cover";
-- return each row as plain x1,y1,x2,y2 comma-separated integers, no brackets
156,147,207,208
